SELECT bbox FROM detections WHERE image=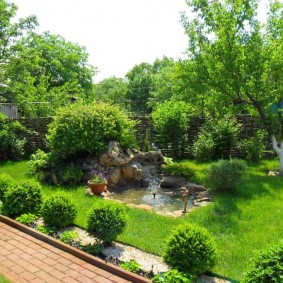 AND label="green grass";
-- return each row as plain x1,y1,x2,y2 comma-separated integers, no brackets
0,159,283,281
0,274,11,283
